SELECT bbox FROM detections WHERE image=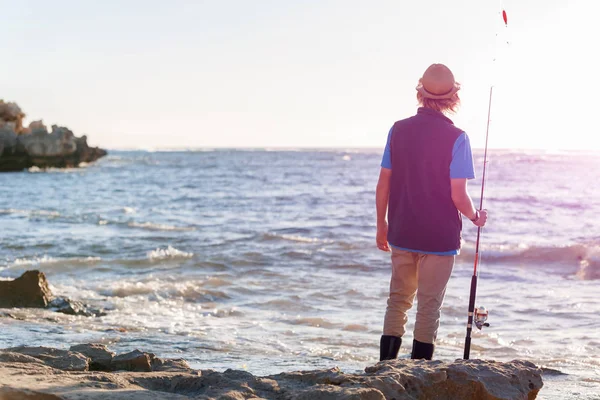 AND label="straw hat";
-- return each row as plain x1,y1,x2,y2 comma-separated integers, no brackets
416,64,461,99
